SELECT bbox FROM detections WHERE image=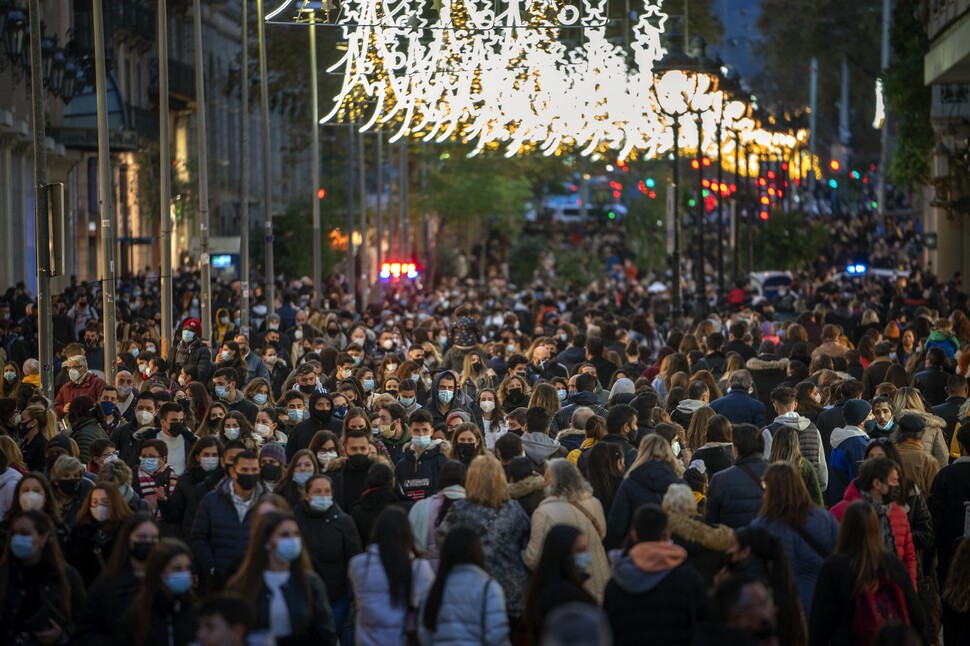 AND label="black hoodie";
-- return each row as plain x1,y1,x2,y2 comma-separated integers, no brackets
286,392,334,460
